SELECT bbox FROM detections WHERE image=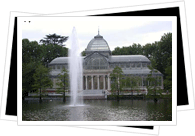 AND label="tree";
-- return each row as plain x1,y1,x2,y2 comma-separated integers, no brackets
32,64,53,102
124,75,142,95
142,43,158,59
41,44,68,67
155,33,172,77
22,61,40,99
56,68,69,102
22,39,43,64
110,66,124,101
146,64,163,102
40,33,68,46
22,38,69,67
81,50,86,56
164,65,172,93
